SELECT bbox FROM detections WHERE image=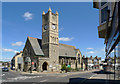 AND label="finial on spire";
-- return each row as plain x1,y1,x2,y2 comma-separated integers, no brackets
56,11,58,15
48,7,52,12
42,11,45,15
